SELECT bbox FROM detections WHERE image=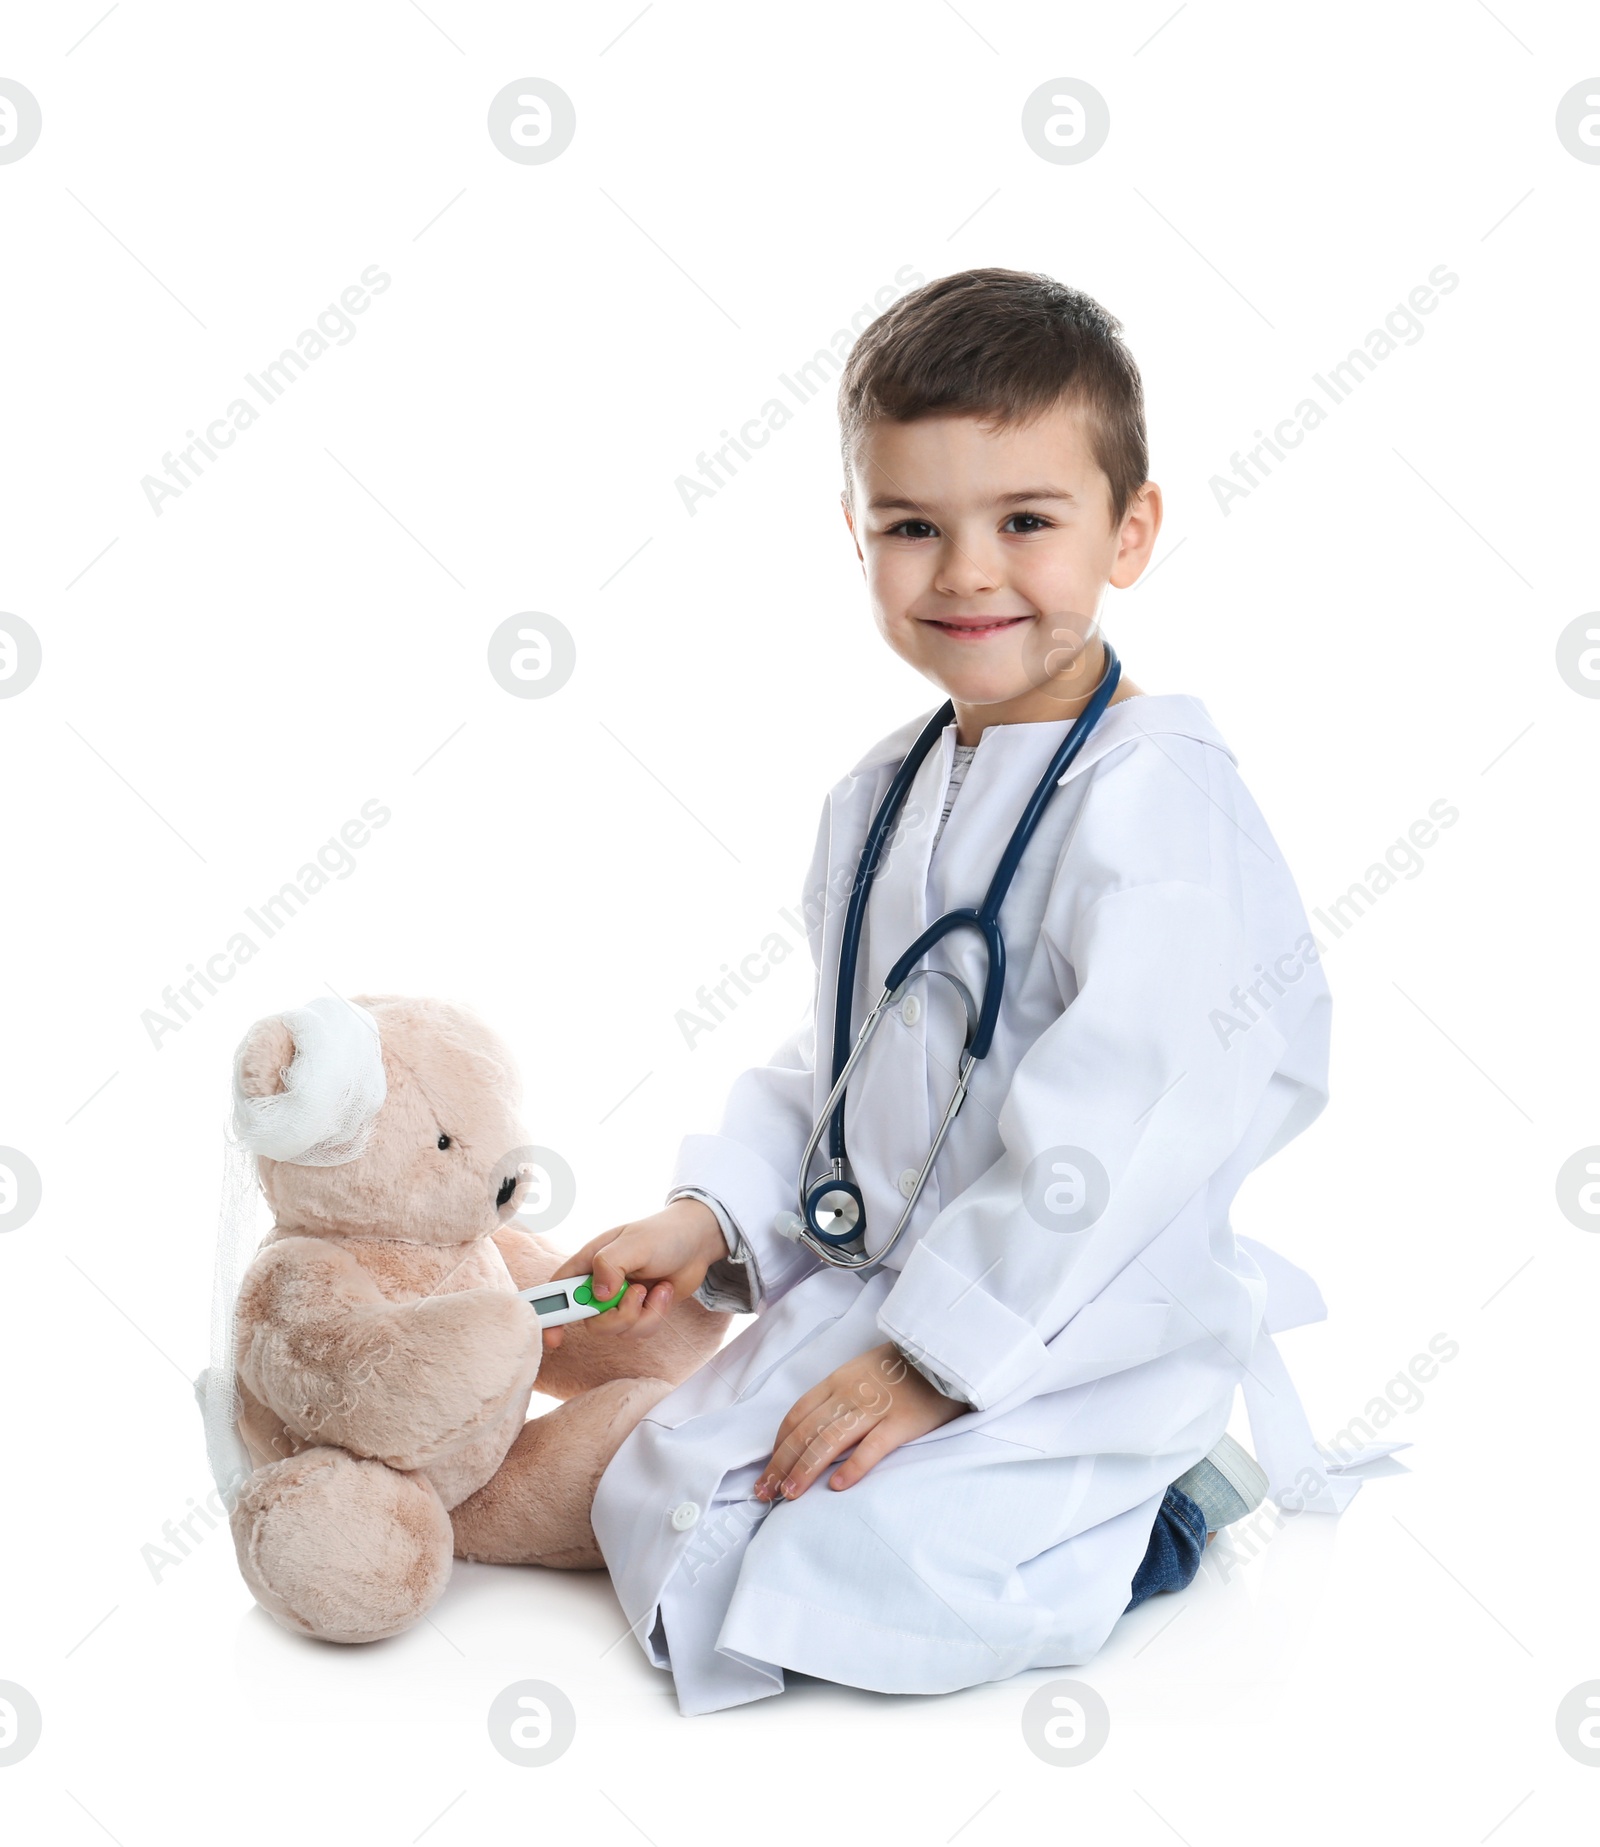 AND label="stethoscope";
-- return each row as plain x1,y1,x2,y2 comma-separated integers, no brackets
782,641,1123,1270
